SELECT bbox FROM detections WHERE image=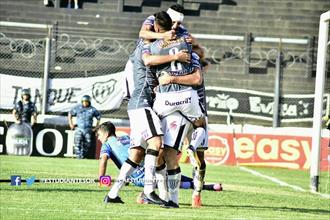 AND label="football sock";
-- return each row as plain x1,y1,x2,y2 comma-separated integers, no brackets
108,159,137,199
156,163,168,201
167,167,181,204
193,162,206,196
144,149,158,195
